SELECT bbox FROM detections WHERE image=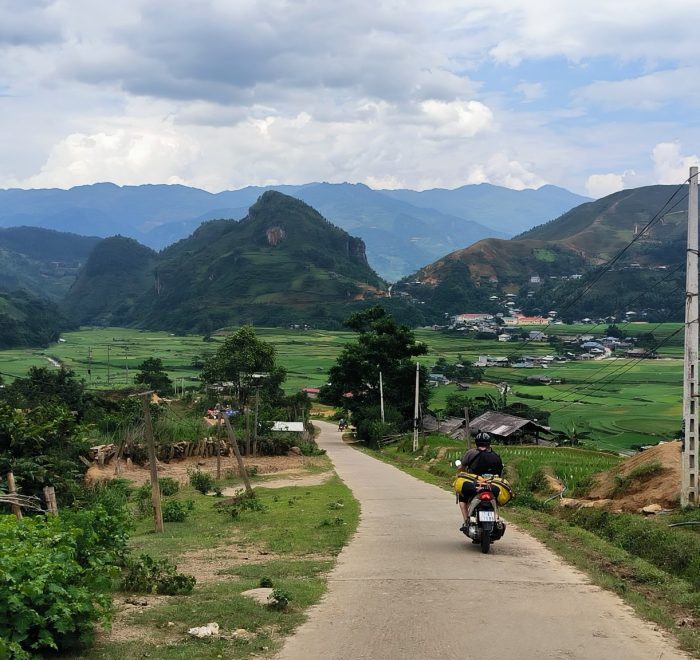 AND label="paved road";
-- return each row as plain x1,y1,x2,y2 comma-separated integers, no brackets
276,421,689,660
